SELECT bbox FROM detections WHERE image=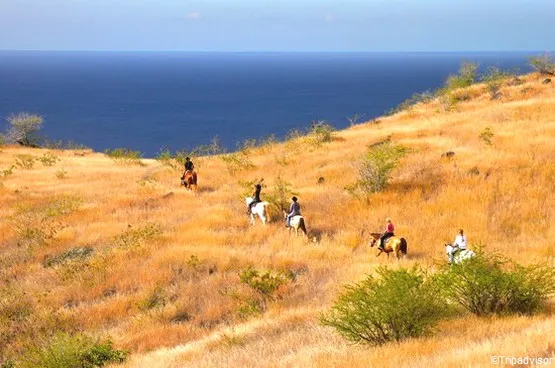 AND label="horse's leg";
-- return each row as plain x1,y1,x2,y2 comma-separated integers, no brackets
376,250,383,257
